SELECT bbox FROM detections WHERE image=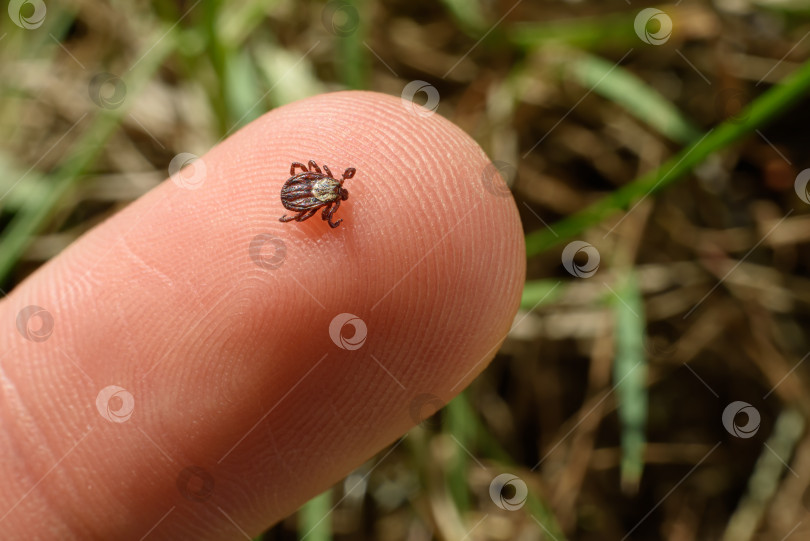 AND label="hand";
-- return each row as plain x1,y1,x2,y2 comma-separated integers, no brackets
0,91,524,539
